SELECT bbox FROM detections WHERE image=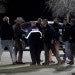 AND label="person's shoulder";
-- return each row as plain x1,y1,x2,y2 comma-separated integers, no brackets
12,23,18,29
